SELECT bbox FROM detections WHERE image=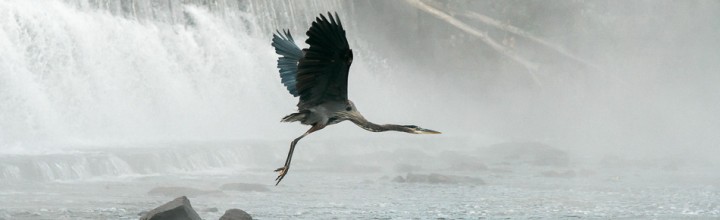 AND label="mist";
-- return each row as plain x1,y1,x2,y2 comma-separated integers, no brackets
344,1,720,159
0,0,718,219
